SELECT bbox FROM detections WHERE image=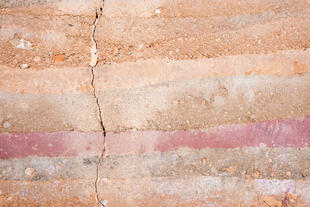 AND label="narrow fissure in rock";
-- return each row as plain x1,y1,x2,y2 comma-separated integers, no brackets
89,2,107,206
